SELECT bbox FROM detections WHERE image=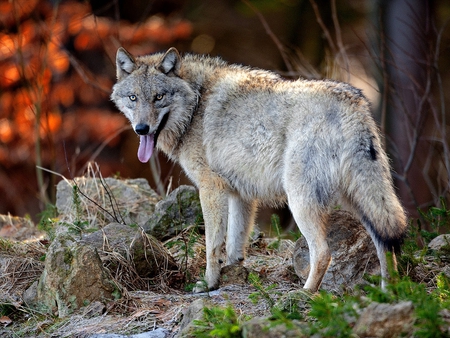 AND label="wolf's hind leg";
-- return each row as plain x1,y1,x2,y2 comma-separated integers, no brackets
226,194,257,265
288,197,331,292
